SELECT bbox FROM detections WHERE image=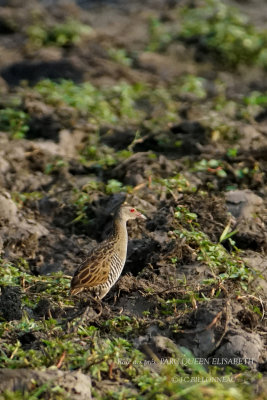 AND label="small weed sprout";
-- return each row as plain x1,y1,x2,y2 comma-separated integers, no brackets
0,108,29,139
27,19,93,48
